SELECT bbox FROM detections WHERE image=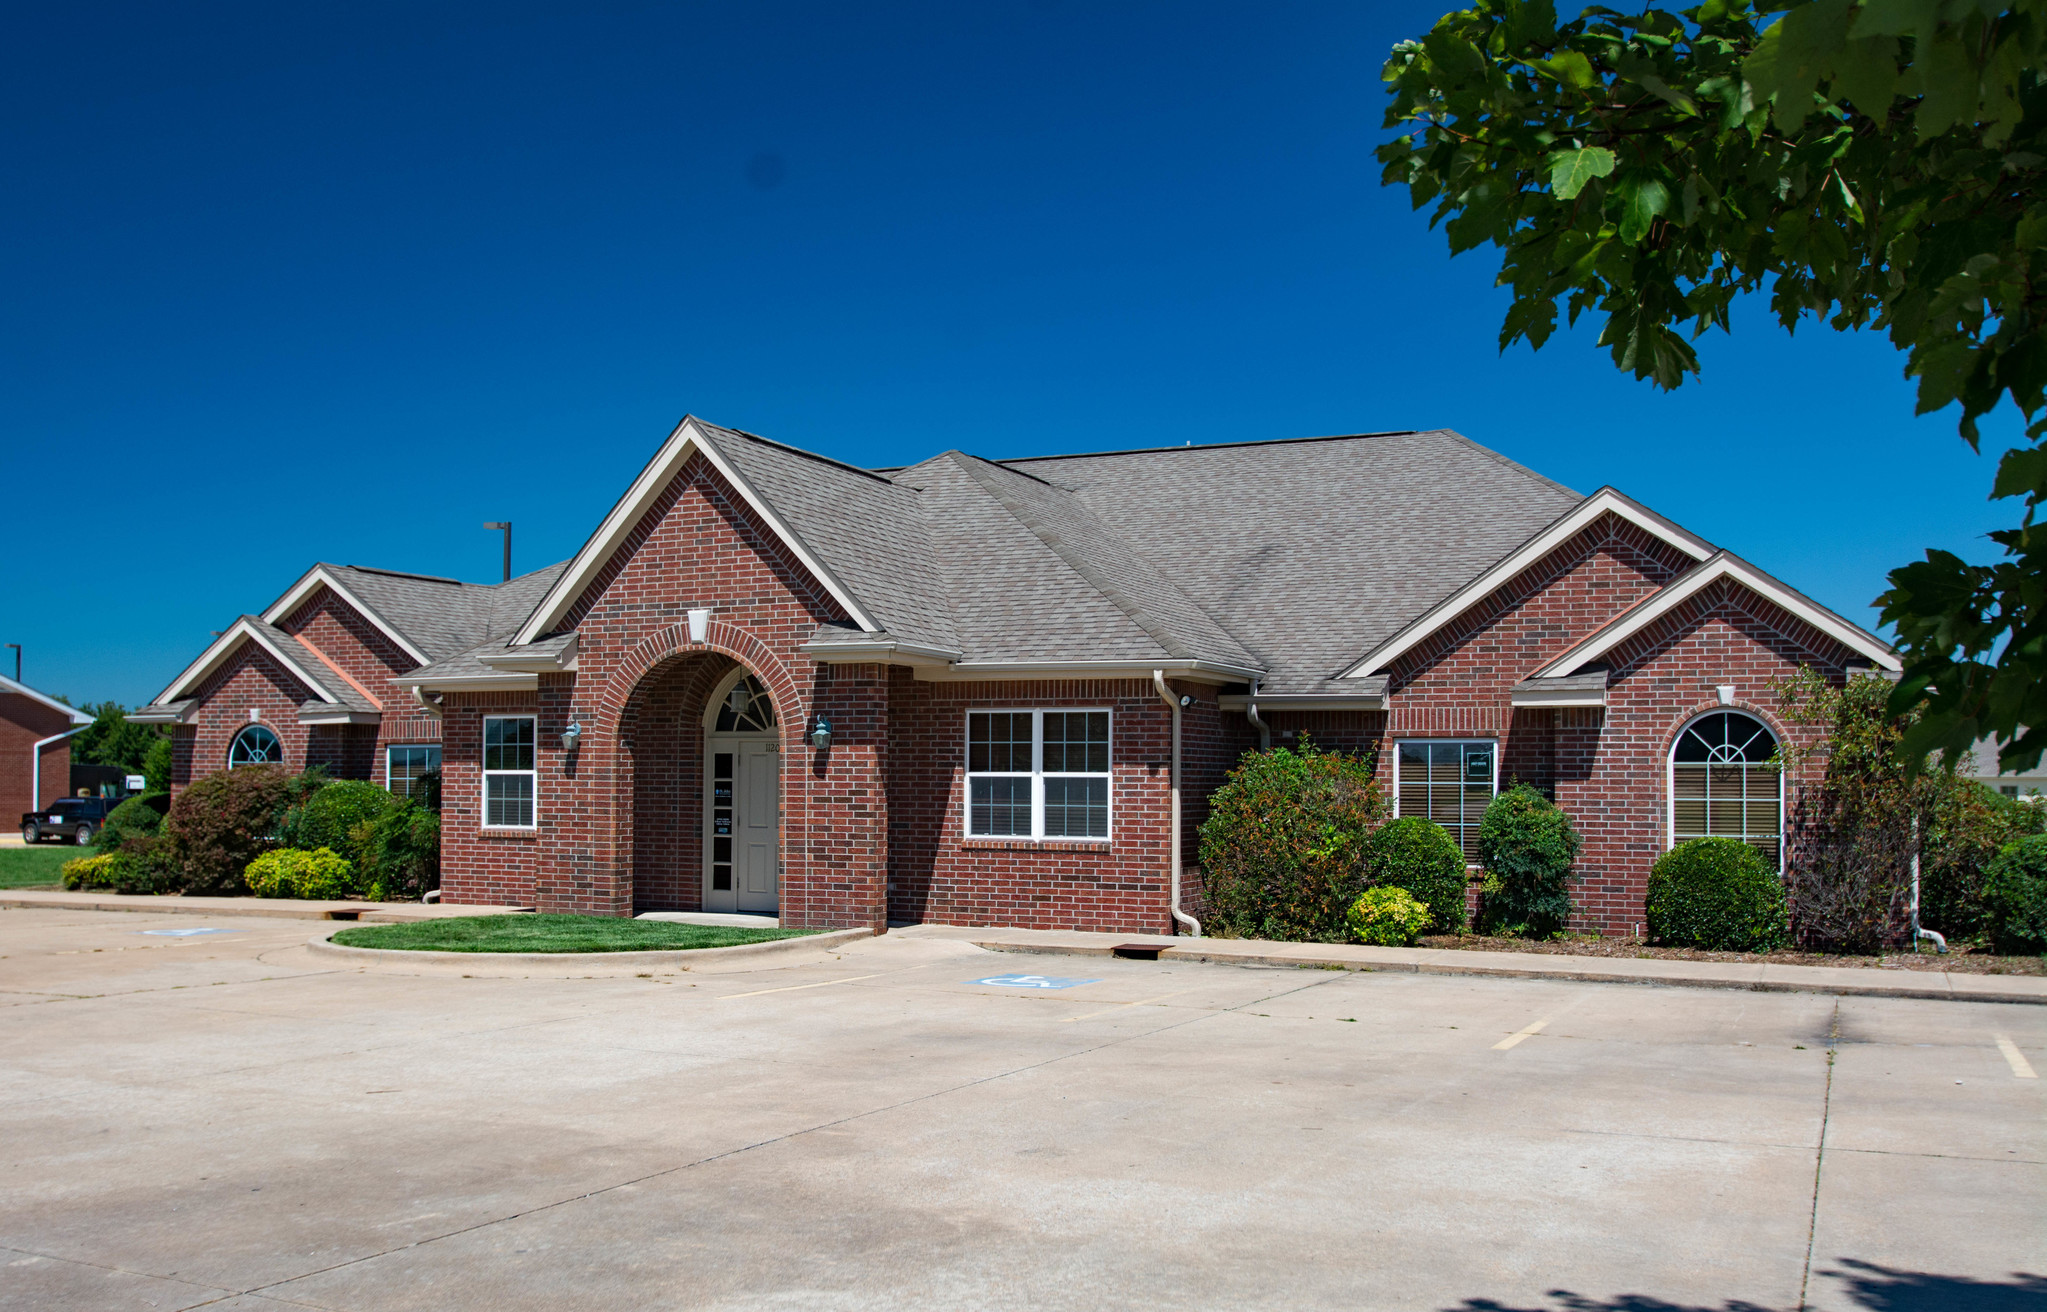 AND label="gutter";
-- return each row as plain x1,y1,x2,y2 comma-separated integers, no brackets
1152,670,1201,937
1244,679,1270,750
30,727,88,811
